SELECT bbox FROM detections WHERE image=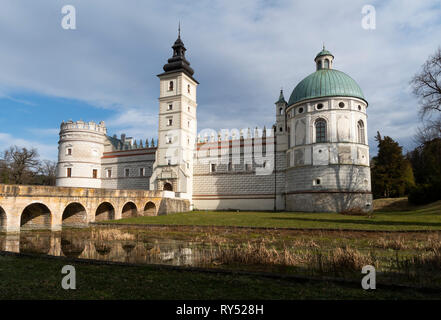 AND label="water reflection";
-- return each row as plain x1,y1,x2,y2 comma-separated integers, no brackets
0,228,210,267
